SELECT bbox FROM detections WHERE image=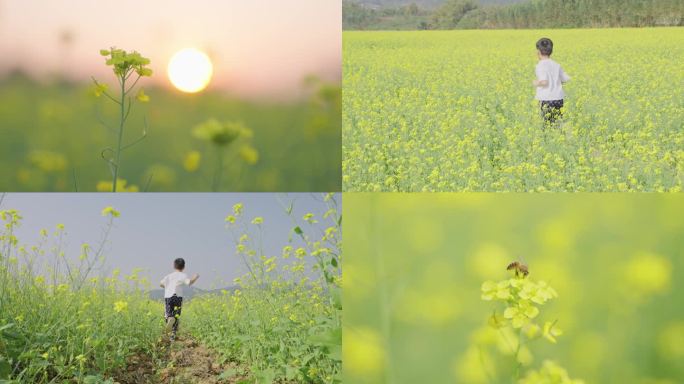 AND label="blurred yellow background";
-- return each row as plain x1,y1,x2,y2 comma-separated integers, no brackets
344,193,684,383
